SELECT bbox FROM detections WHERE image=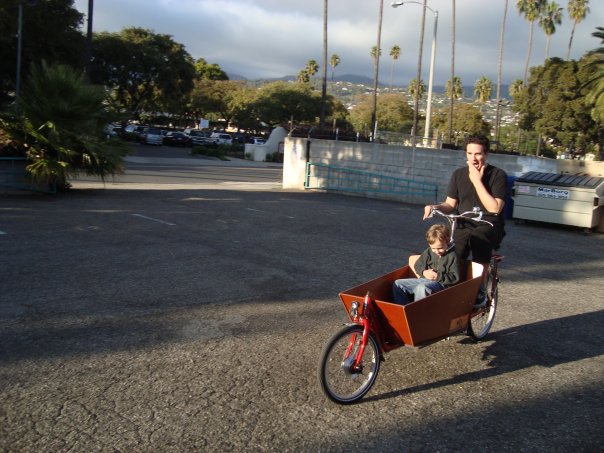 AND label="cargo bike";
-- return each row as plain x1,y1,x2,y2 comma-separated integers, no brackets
318,208,503,404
